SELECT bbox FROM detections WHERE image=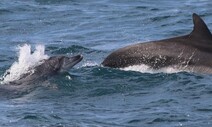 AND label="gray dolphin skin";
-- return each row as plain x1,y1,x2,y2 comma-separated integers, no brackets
102,13,212,73
0,54,83,98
